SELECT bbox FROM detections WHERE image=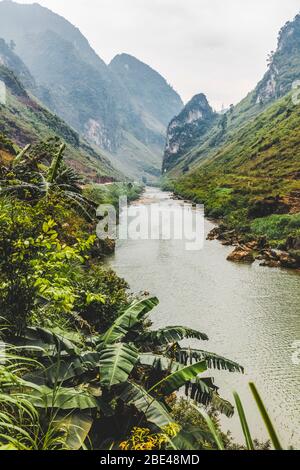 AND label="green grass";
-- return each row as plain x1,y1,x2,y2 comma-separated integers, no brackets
251,213,300,245
170,93,300,247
